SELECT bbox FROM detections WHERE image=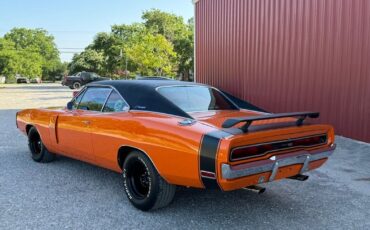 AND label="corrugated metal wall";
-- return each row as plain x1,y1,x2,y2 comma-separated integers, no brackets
195,0,370,142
